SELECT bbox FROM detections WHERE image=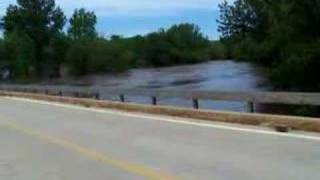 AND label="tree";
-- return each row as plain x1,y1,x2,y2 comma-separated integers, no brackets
2,0,66,76
143,23,210,66
217,0,260,39
66,39,90,76
217,0,320,91
2,31,35,78
68,8,97,40
66,8,97,76
0,38,5,69
44,33,69,78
